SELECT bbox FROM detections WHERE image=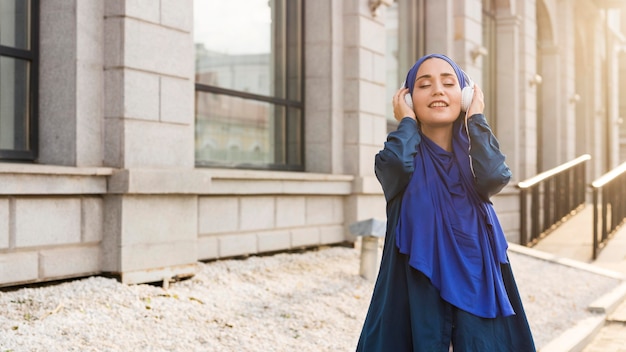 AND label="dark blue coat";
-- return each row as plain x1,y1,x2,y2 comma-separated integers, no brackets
356,116,536,352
